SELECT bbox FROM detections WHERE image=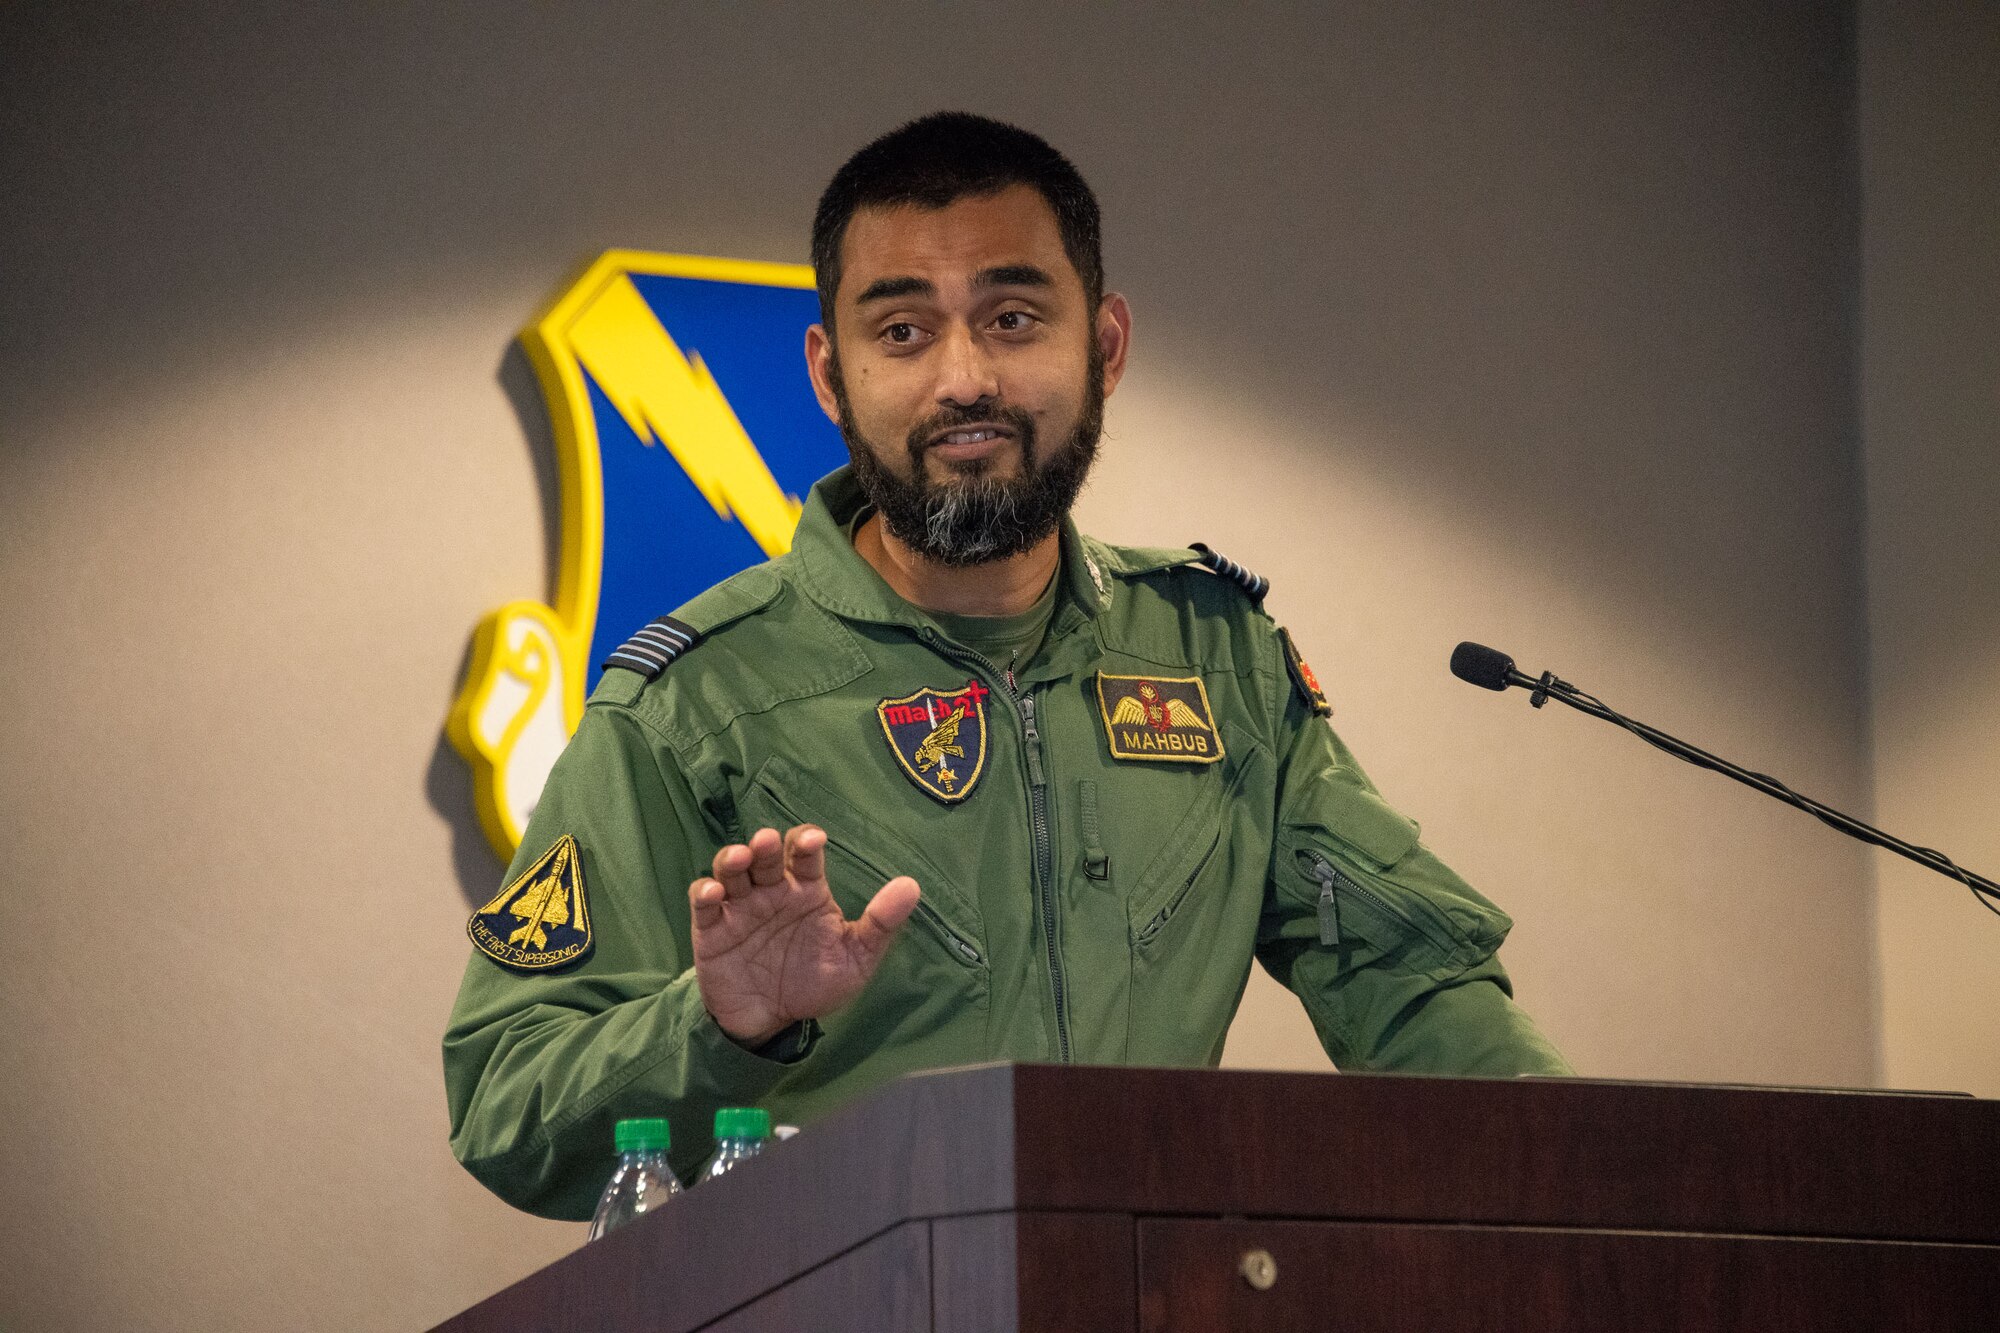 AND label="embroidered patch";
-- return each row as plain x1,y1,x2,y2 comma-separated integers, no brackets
1278,627,1333,716
879,679,991,803
468,834,594,972
1096,673,1225,764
